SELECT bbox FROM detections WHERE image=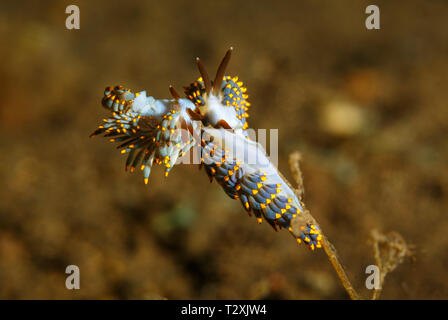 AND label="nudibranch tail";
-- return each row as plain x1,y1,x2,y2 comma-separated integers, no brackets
200,127,322,250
